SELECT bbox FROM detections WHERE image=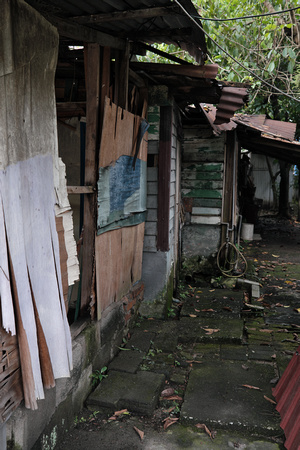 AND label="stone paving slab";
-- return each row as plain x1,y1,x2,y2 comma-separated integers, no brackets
125,330,156,353
87,370,165,416
108,349,145,373
120,371,165,415
181,361,280,435
180,288,243,319
178,317,243,344
220,344,248,361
